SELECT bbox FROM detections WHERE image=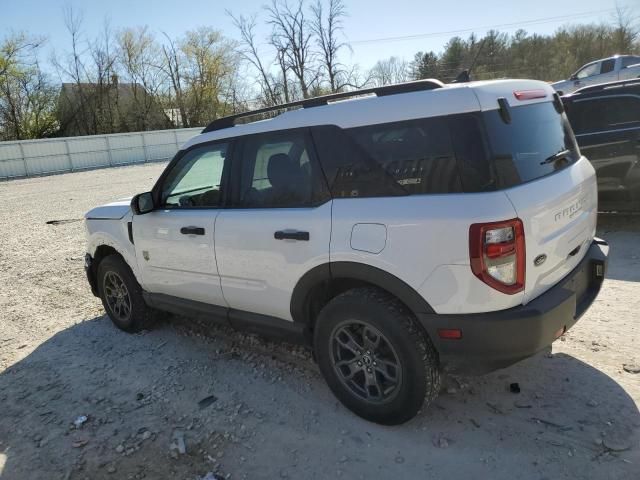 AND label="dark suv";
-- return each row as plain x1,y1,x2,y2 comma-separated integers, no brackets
562,79,640,212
